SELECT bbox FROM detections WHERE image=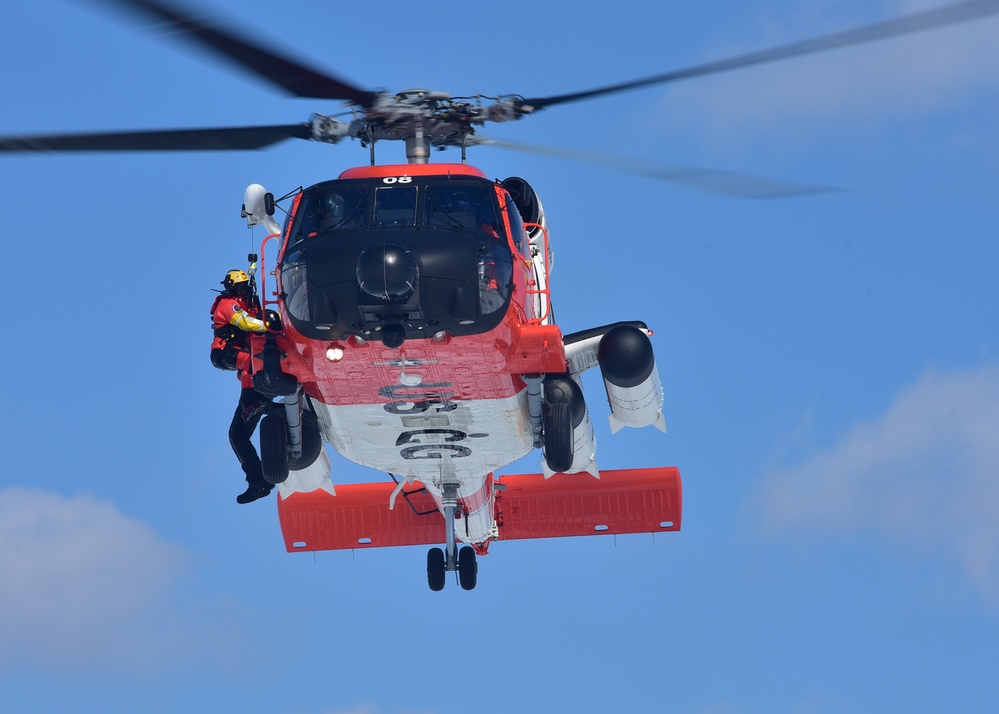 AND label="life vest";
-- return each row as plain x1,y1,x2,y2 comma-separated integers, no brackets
210,294,262,372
